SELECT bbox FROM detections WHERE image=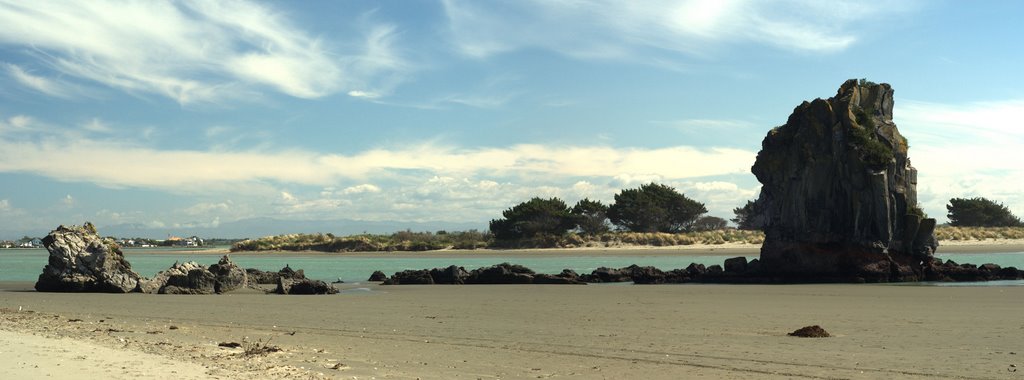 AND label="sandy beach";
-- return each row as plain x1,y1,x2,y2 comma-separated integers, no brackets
2,278,1024,379
3,240,1023,379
